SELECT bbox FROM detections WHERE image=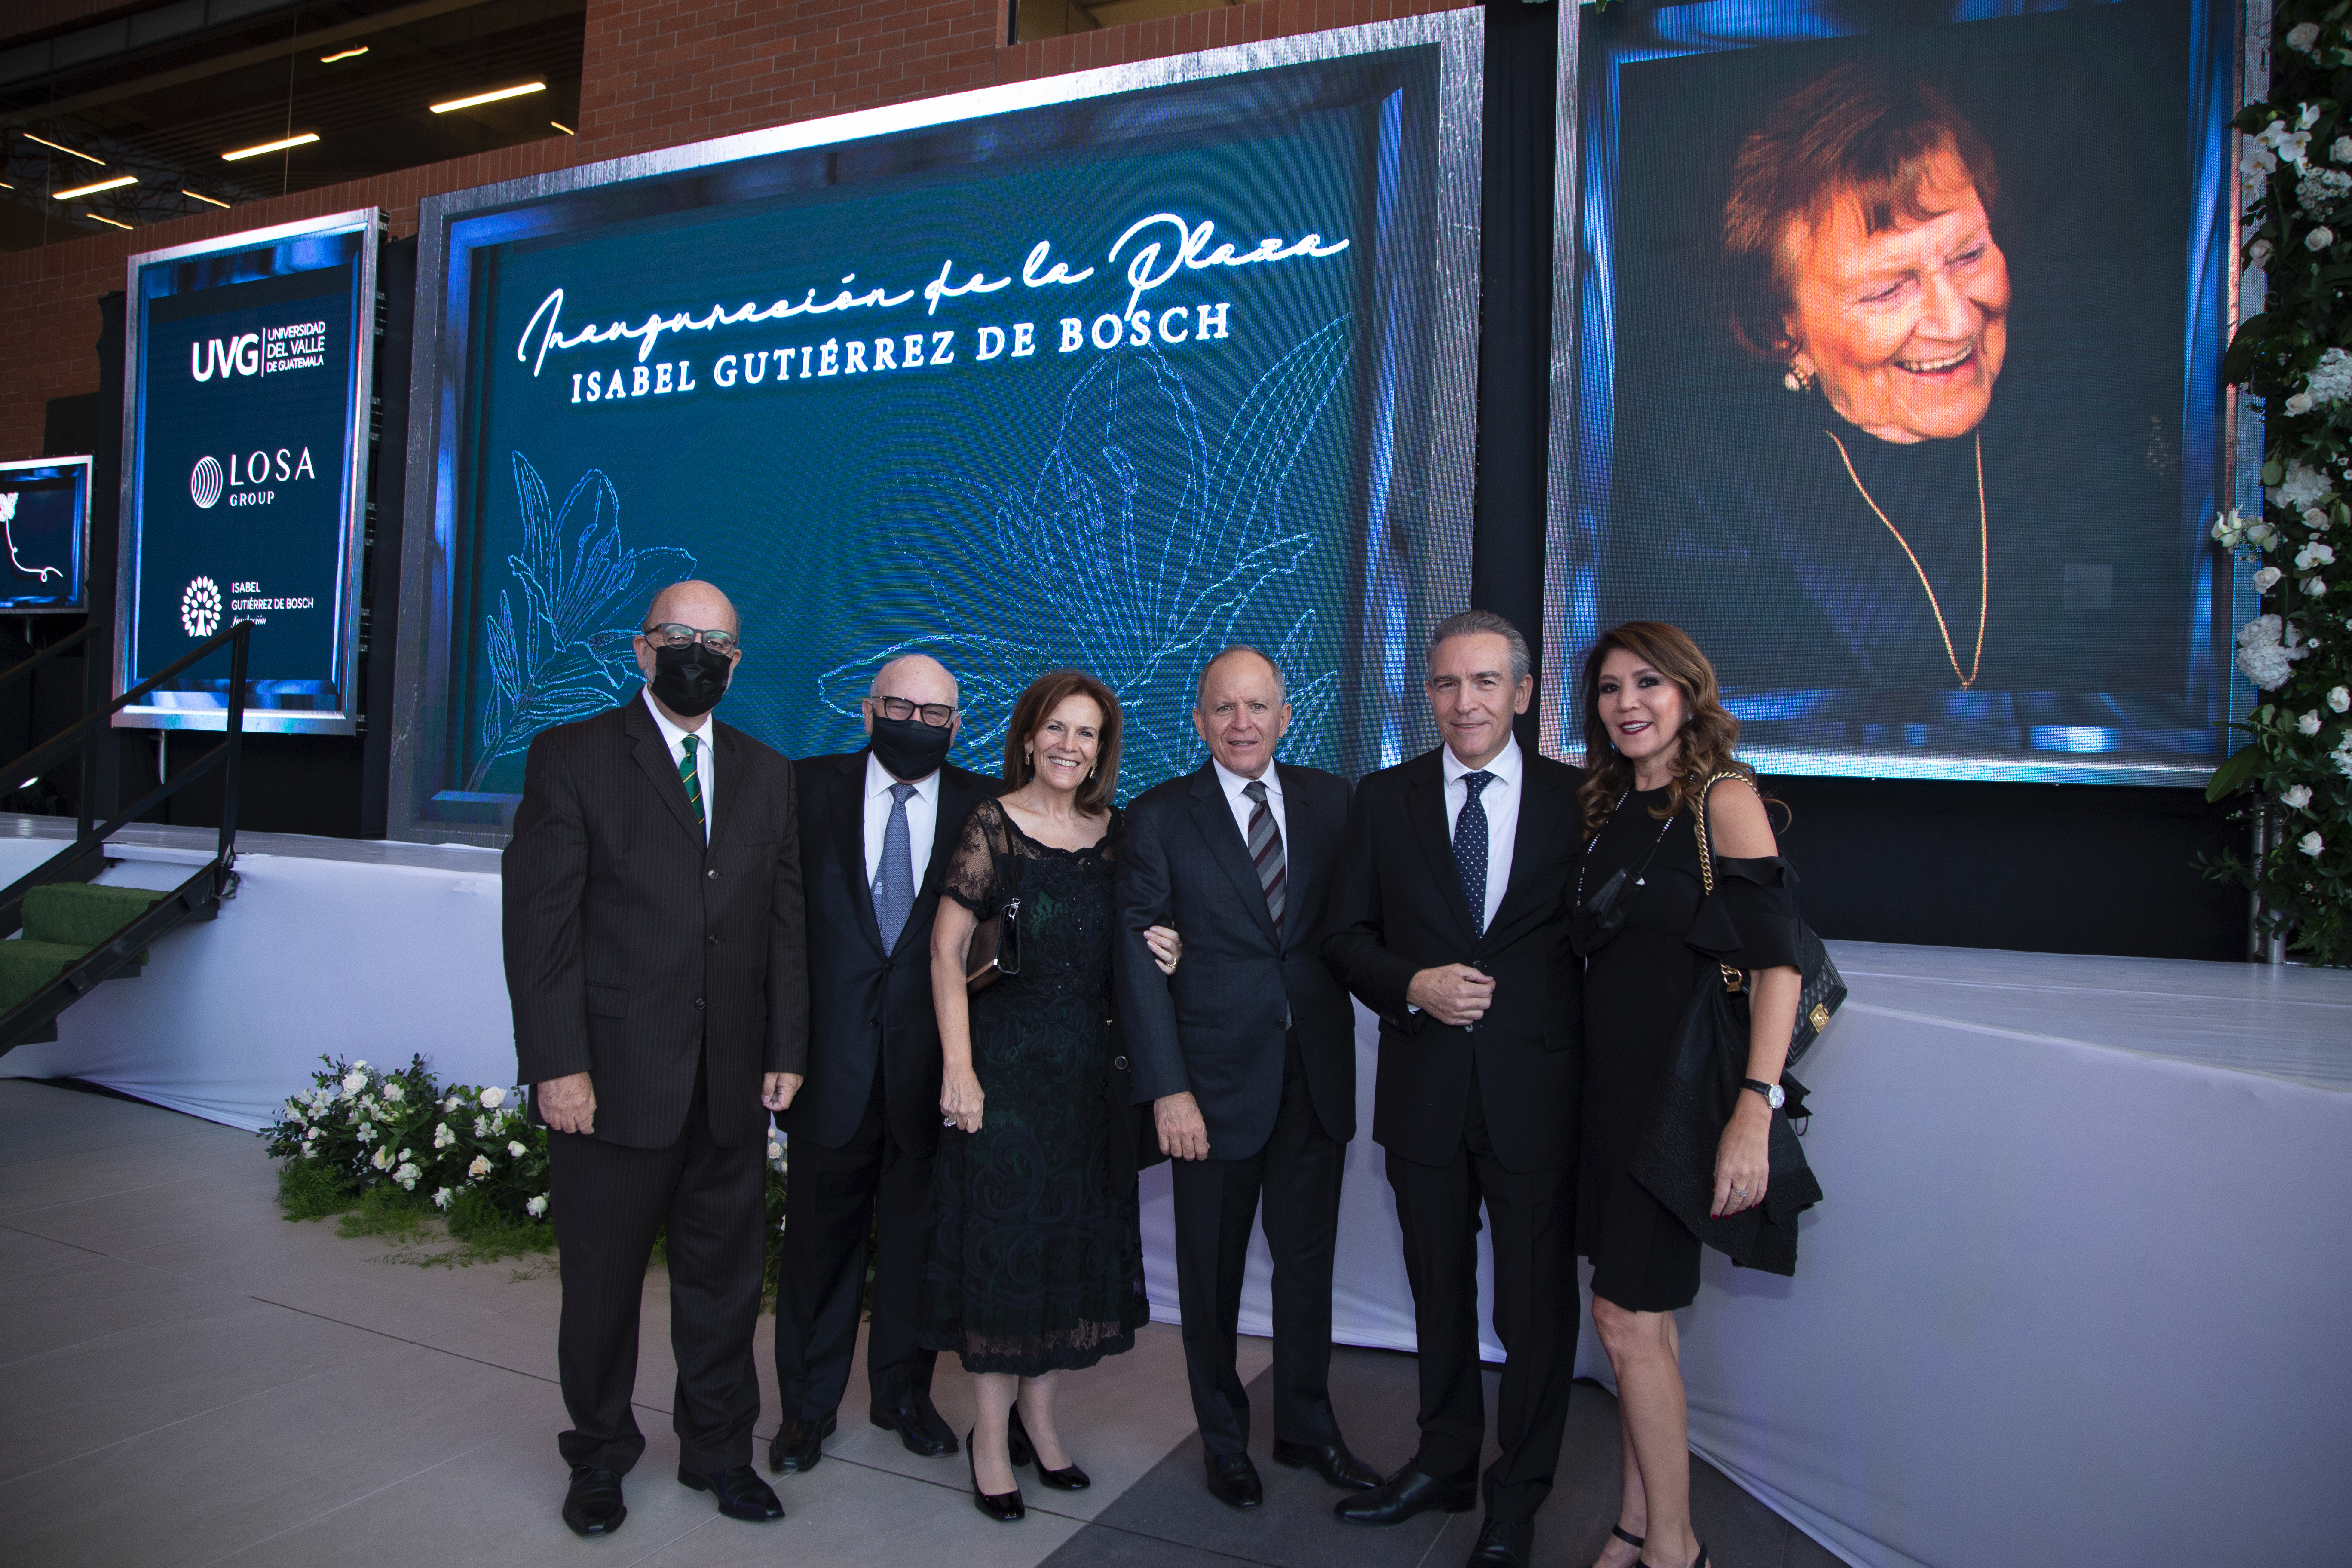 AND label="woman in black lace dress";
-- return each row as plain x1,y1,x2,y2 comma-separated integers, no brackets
1571,623,1803,1568
923,669,1158,1522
